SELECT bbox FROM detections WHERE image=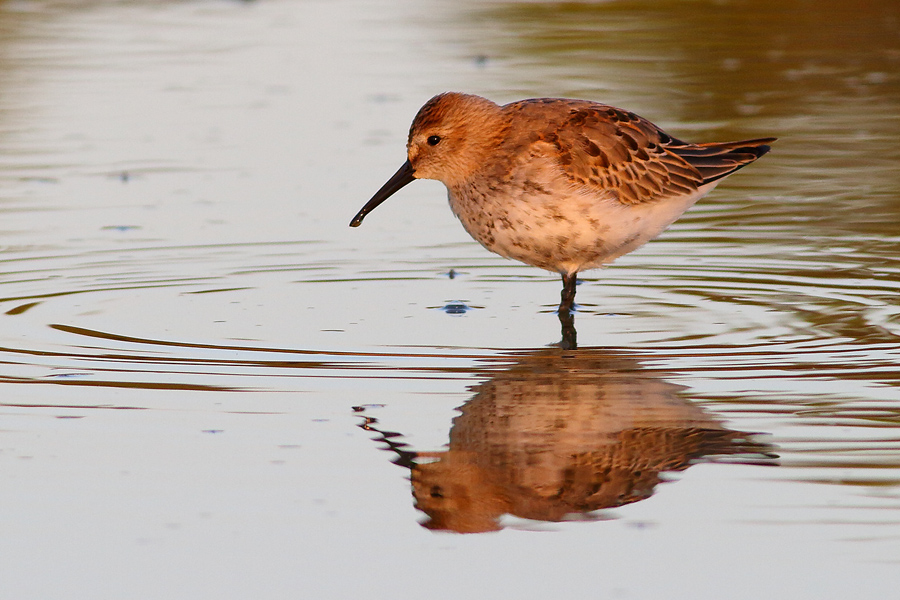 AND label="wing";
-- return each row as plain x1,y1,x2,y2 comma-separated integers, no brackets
507,99,774,205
